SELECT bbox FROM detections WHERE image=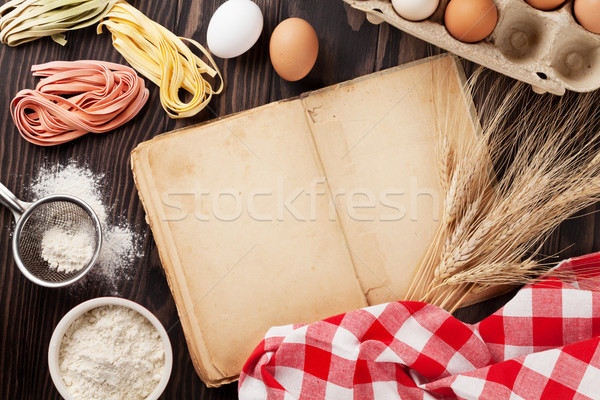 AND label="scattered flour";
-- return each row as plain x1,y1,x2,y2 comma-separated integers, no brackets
41,227,95,273
31,163,142,287
33,164,108,224
59,305,165,400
